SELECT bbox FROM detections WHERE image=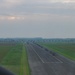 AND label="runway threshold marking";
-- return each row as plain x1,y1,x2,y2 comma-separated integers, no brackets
50,55,63,63
45,62,63,63
30,45,45,63
42,48,63,63
30,45,63,63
